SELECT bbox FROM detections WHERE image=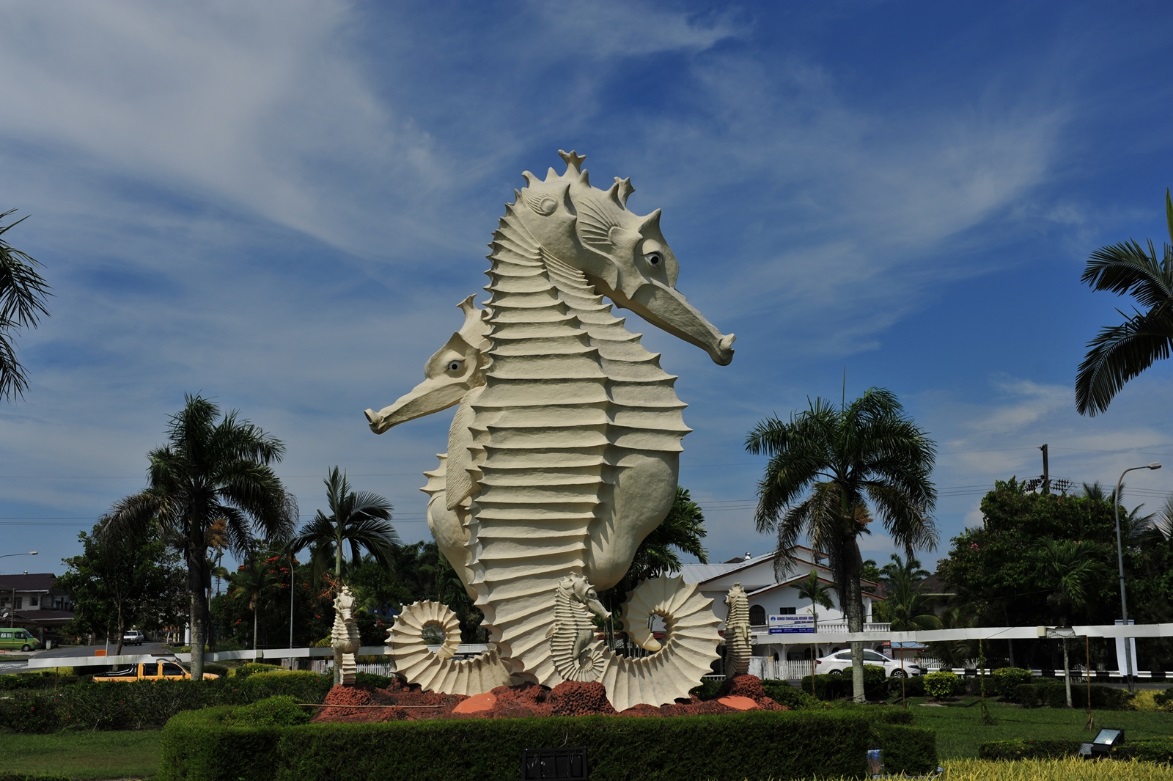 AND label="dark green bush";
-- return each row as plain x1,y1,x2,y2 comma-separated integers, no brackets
990,667,1033,698
233,662,284,679
161,707,934,781
223,696,310,727
690,677,722,700
800,665,889,701
1119,737,1173,765
1044,683,1131,710
353,672,398,690
923,671,961,699
760,680,823,709
871,723,937,775
1153,687,1173,707
888,672,925,698
979,738,1079,760
0,671,84,690
0,670,333,733
1011,682,1057,708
